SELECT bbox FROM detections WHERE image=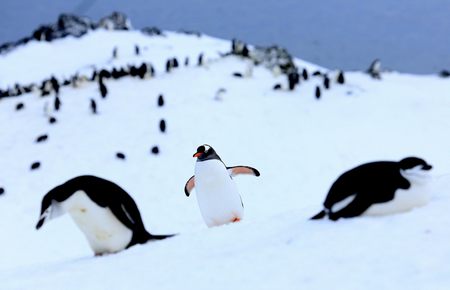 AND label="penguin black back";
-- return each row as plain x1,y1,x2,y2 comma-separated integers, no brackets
36,175,173,247
312,157,432,221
